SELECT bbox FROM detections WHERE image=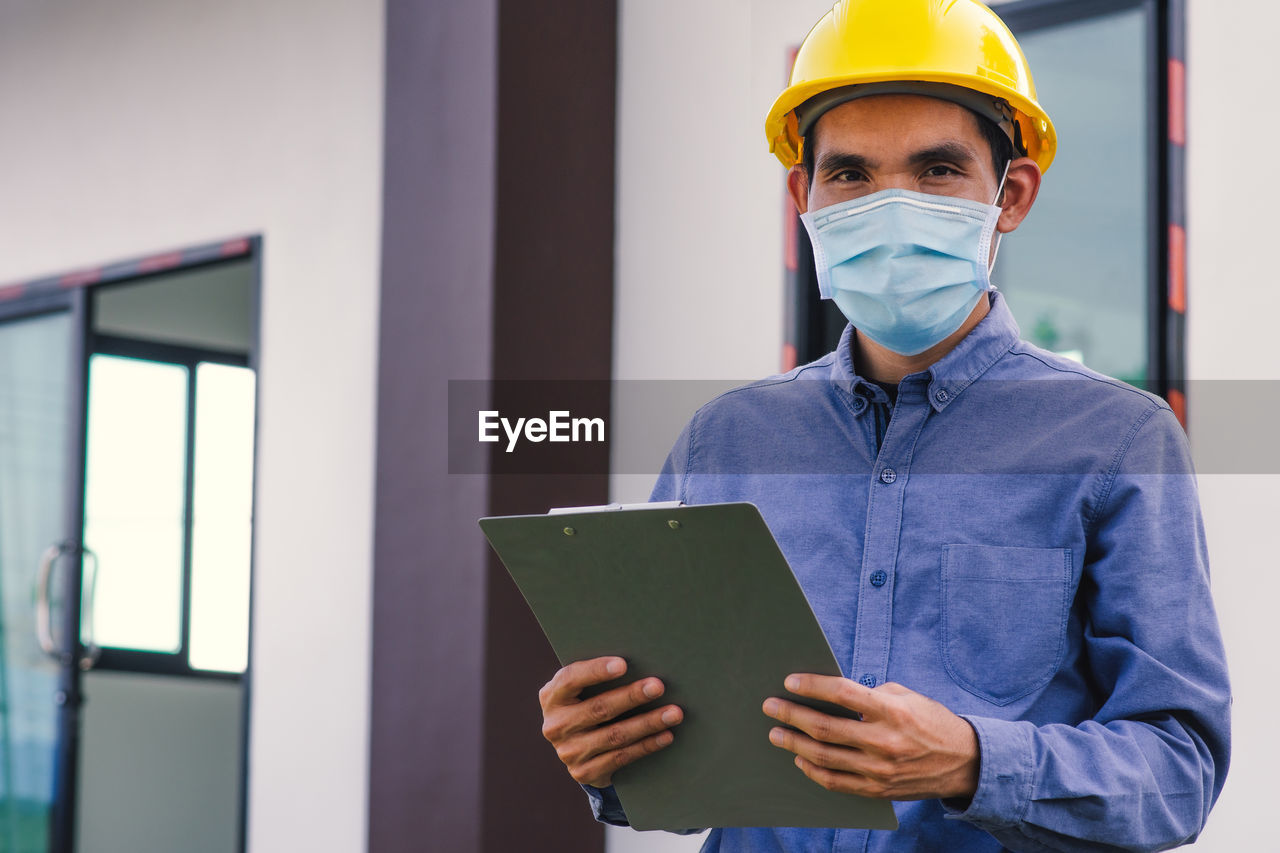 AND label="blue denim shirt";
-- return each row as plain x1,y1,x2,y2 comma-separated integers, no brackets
585,292,1230,852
